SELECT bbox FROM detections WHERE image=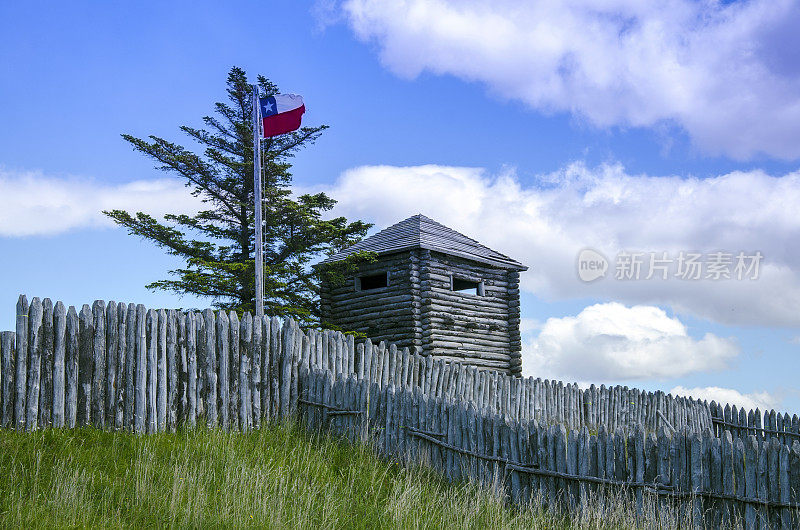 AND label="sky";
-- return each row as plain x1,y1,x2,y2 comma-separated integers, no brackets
1,1,798,414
